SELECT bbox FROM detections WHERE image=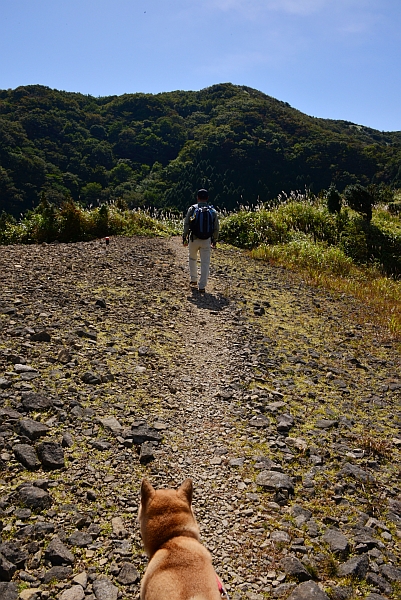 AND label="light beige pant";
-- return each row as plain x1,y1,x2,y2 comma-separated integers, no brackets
188,238,211,289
